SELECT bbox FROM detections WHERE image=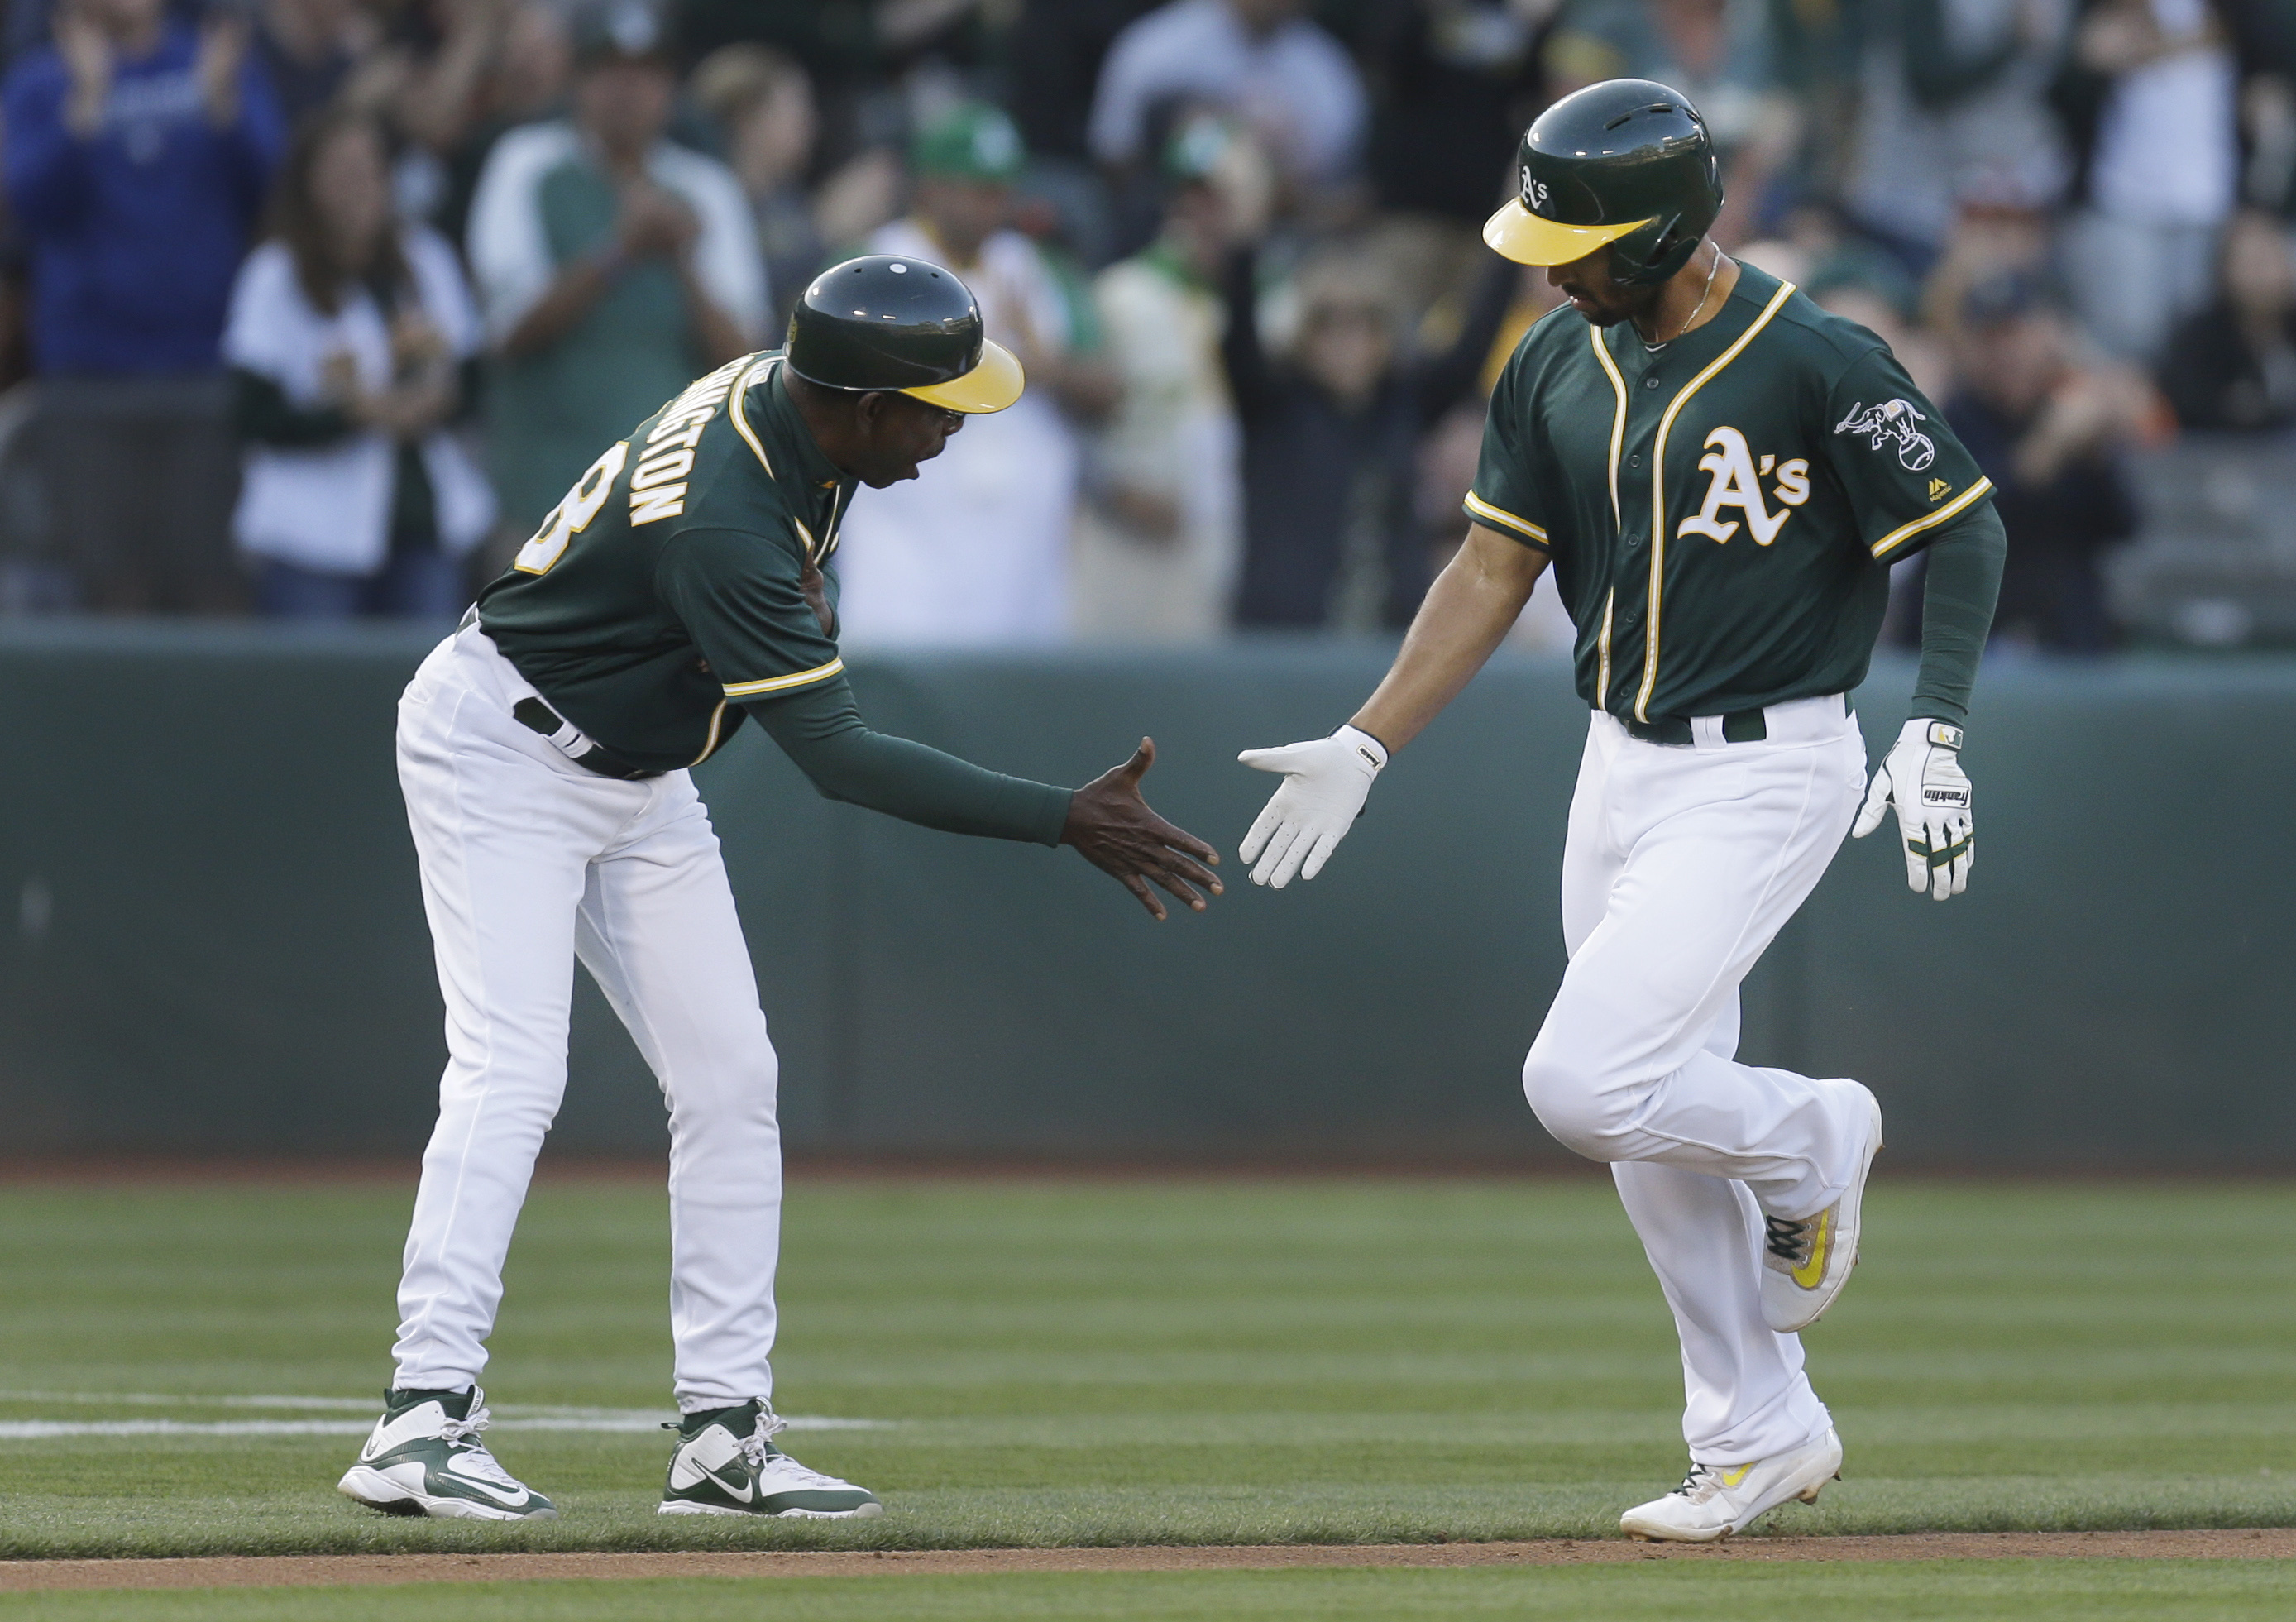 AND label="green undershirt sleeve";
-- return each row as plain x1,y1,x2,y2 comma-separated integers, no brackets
746,677,1072,847
1908,503,2007,726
